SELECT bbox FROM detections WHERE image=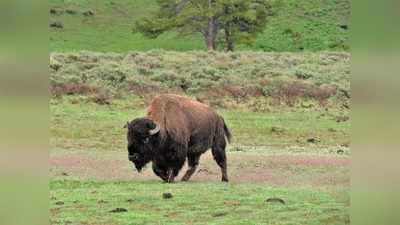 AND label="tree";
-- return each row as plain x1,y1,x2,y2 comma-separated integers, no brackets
219,0,271,51
133,0,272,51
